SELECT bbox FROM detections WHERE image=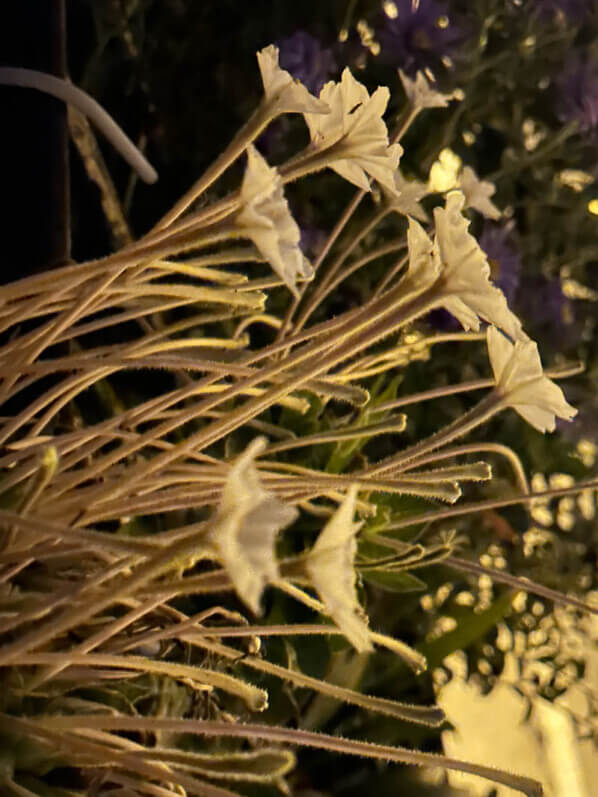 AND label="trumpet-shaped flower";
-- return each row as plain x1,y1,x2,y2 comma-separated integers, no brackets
404,191,524,341
487,326,577,433
257,44,330,115
304,68,402,192
399,69,460,111
459,166,501,220
237,145,313,296
386,169,429,221
305,485,373,653
210,437,298,614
